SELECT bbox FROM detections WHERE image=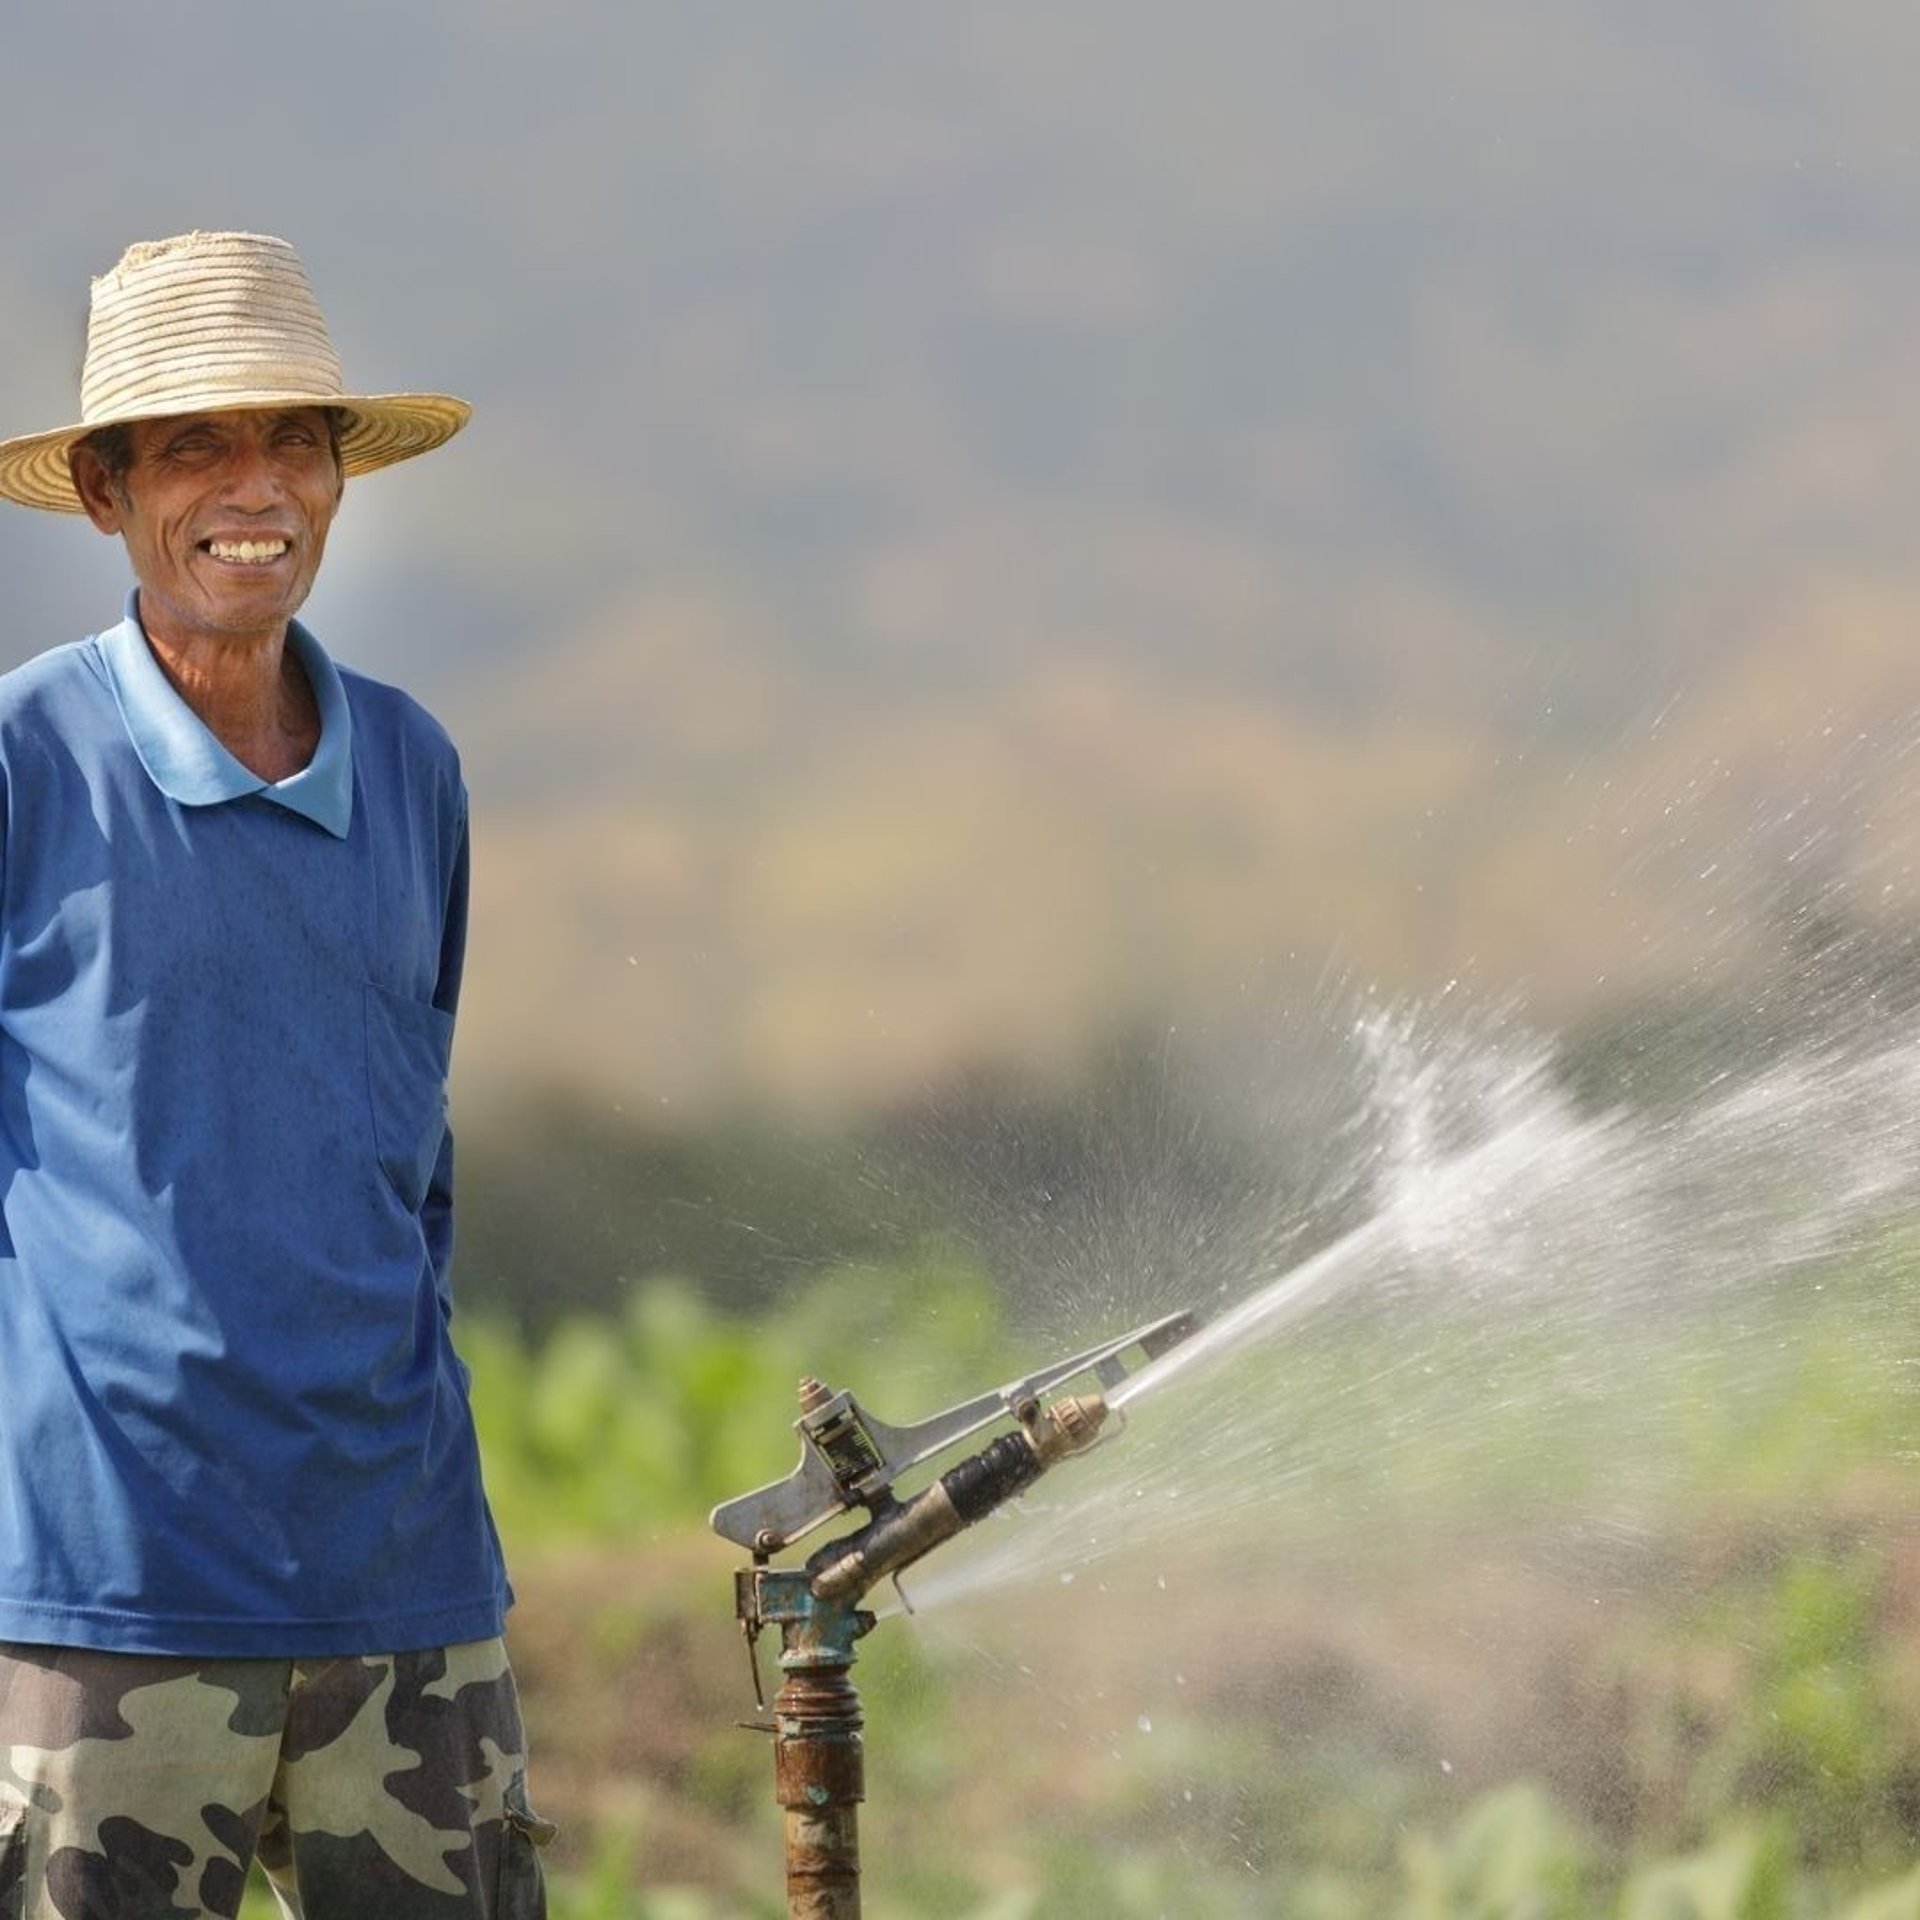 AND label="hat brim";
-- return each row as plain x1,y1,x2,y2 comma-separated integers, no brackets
0,390,471,513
